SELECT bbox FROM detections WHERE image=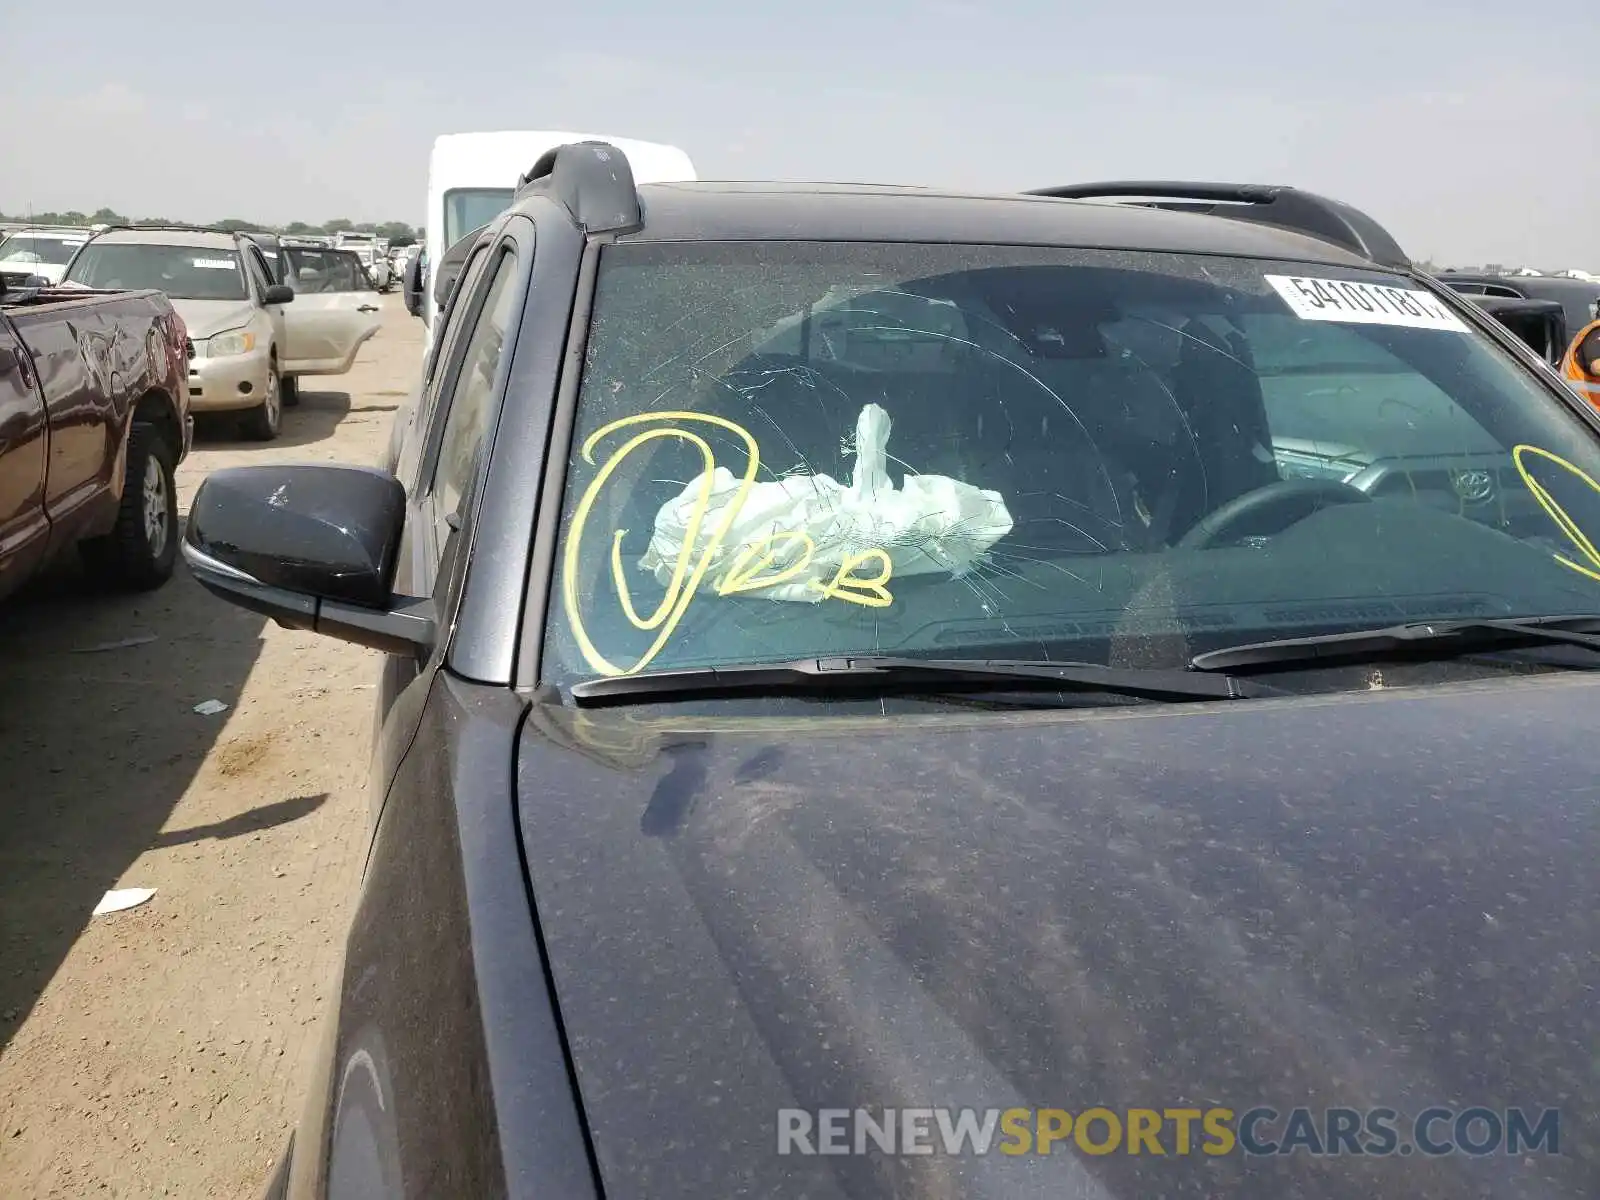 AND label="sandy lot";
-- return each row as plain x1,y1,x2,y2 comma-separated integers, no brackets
0,297,422,1198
